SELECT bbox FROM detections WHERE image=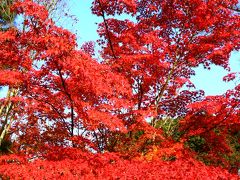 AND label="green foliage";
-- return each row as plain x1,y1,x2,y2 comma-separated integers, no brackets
184,129,240,173
0,138,12,155
162,155,176,161
187,135,207,153
0,0,16,24
154,117,182,141
131,130,144,140
225,130,240,171
229,130,240,151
